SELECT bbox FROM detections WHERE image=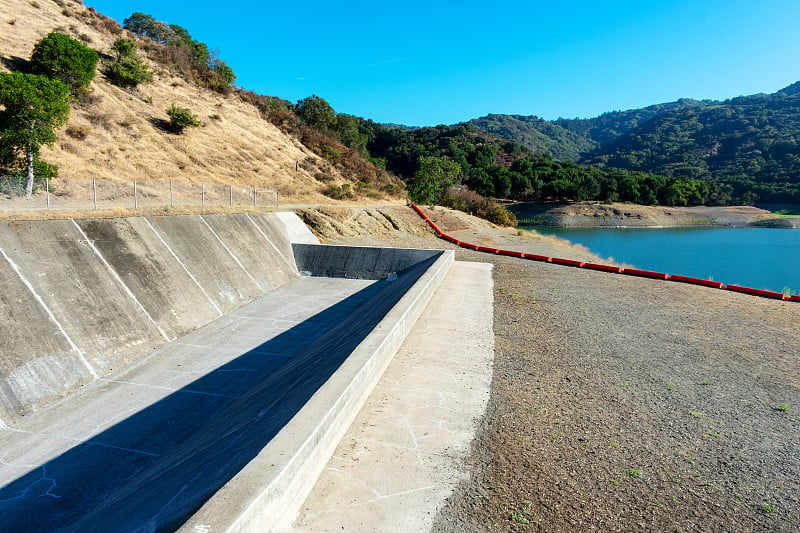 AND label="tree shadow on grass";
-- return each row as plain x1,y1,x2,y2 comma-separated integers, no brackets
149,116,179,134
1,55,31,73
